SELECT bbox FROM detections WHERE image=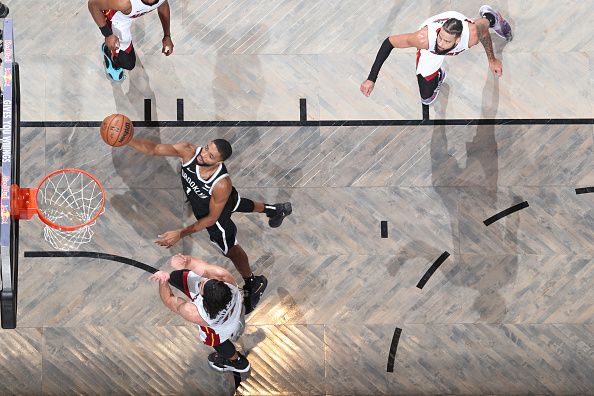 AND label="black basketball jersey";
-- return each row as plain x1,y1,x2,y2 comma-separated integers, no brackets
181,147,238,219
